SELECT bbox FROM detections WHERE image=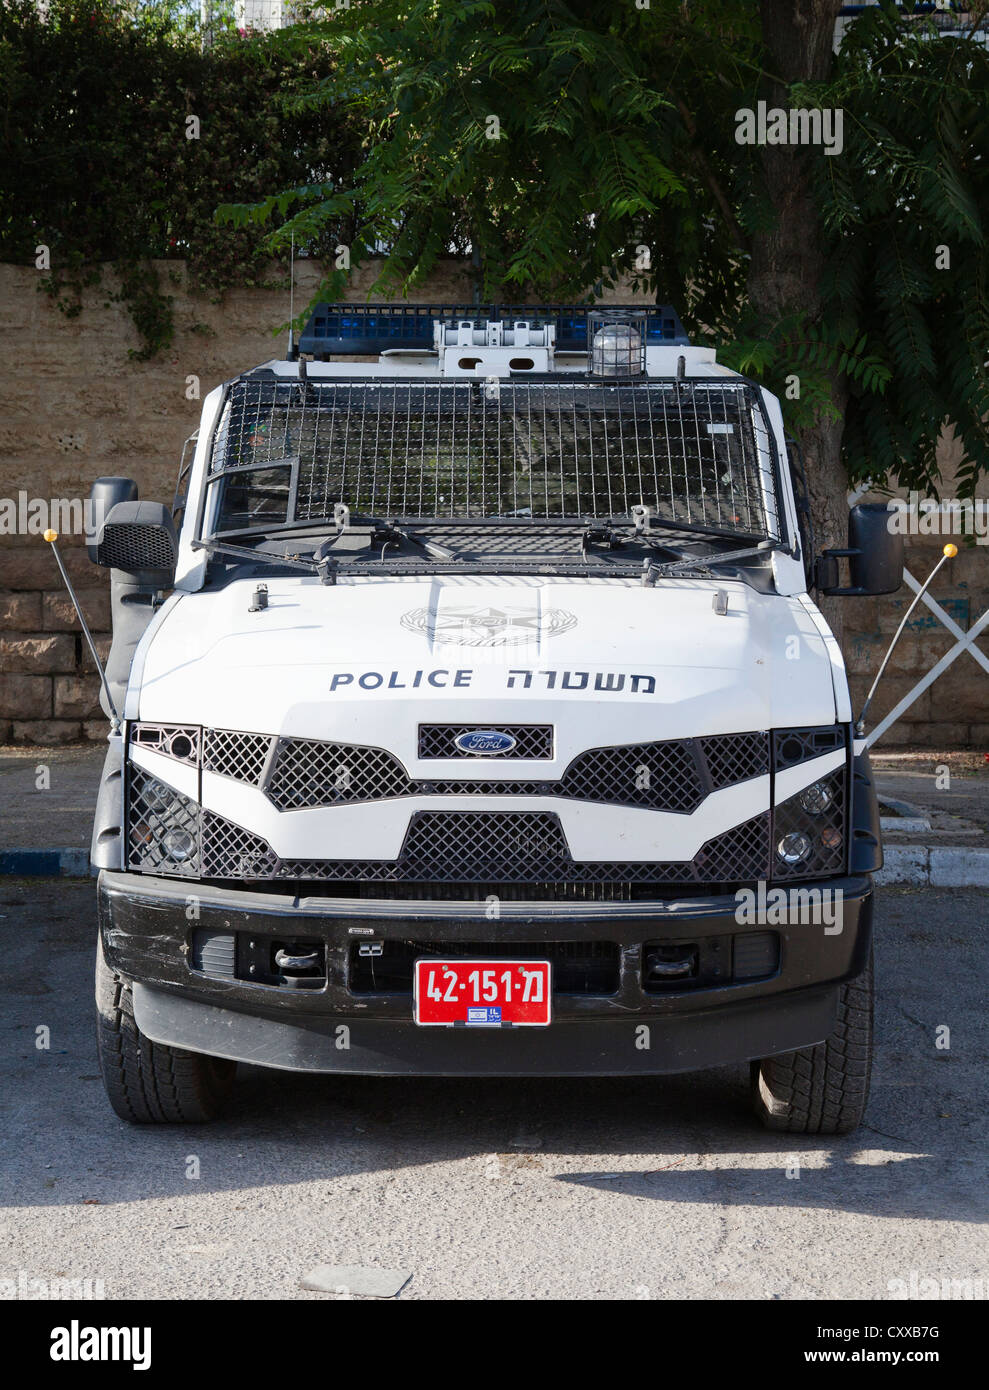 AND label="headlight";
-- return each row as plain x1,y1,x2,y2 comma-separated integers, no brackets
130,723,201,767
127,766,201,877
162,828,196,863
771,768,846,881
777,831,812,865
142,781,177,812
798,780,834,815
